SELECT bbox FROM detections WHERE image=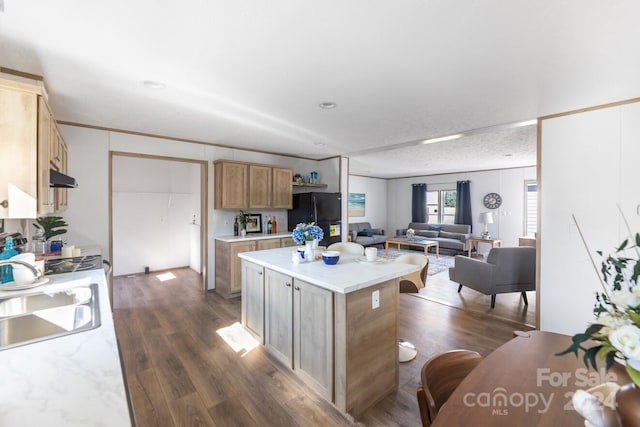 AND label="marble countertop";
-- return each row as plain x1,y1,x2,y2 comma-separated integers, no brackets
238,246,419,294
0,270,132,426
215,232,292,243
